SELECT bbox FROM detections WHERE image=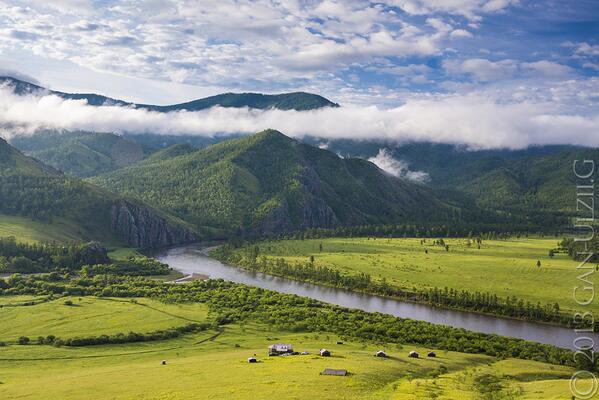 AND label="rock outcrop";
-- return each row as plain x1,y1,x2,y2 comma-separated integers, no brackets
78,241,110,265
111,200,197,249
